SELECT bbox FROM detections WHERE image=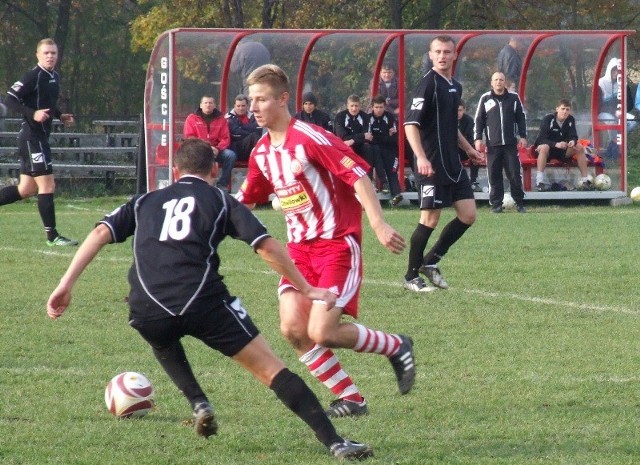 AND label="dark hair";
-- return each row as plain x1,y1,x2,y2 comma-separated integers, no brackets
459,99,466,109
430,35,456,49
557,98,571,108
372,94,386,106
235,94,249,104
175,138,215,176
302,92,318,105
